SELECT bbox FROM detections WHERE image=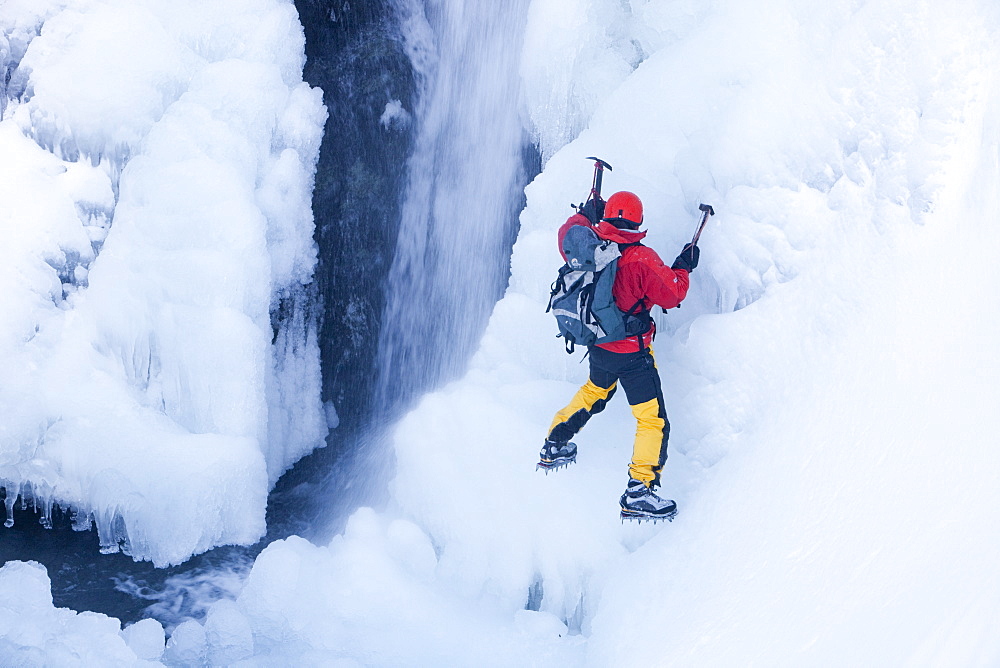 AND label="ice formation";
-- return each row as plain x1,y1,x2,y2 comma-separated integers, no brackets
0,560,161,663
0,0,327,566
